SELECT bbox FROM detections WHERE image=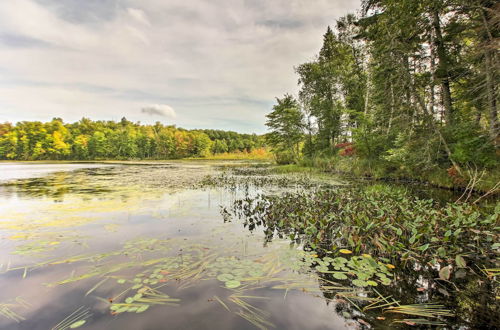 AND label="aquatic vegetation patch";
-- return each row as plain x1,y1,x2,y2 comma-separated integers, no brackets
227,187,499,274
110,287,180,314
200,169,330,191
312,255,393,287
207,256,267,288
